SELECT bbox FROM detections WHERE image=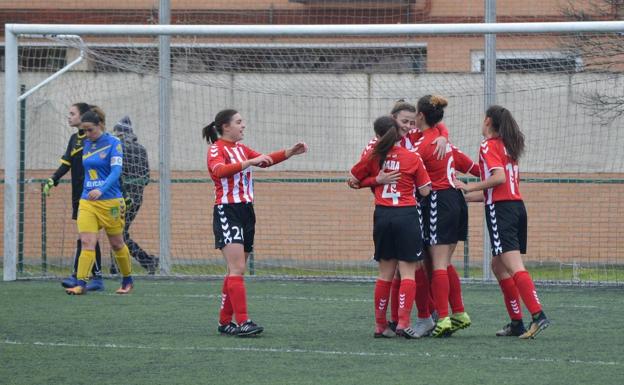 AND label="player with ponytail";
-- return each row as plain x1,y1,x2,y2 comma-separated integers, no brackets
455,105,550,339
350,115,431,339
204,109,307,337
